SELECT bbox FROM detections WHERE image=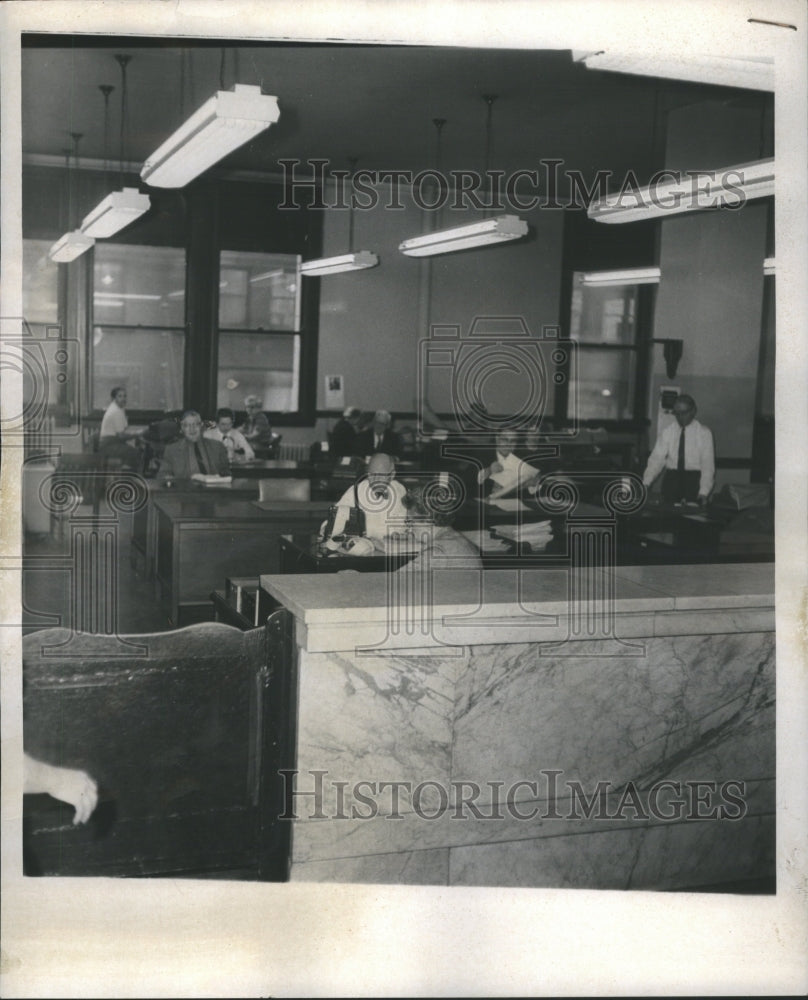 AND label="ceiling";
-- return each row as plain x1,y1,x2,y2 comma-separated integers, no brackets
20,37,755,186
